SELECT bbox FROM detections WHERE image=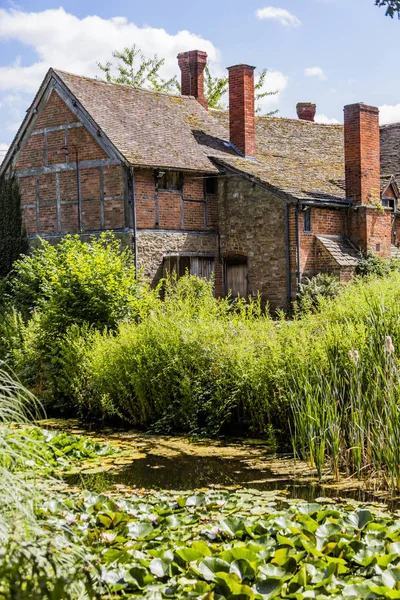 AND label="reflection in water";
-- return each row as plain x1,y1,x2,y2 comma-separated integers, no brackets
65,451,391,506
